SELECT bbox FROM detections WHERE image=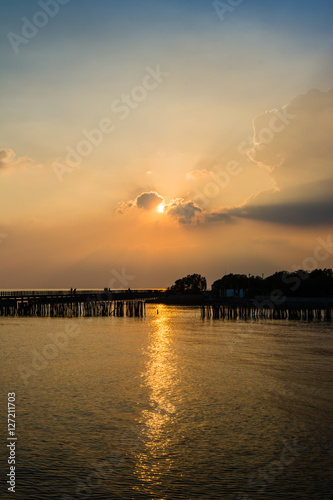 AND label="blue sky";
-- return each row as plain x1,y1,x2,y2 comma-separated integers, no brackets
2,0,333,48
